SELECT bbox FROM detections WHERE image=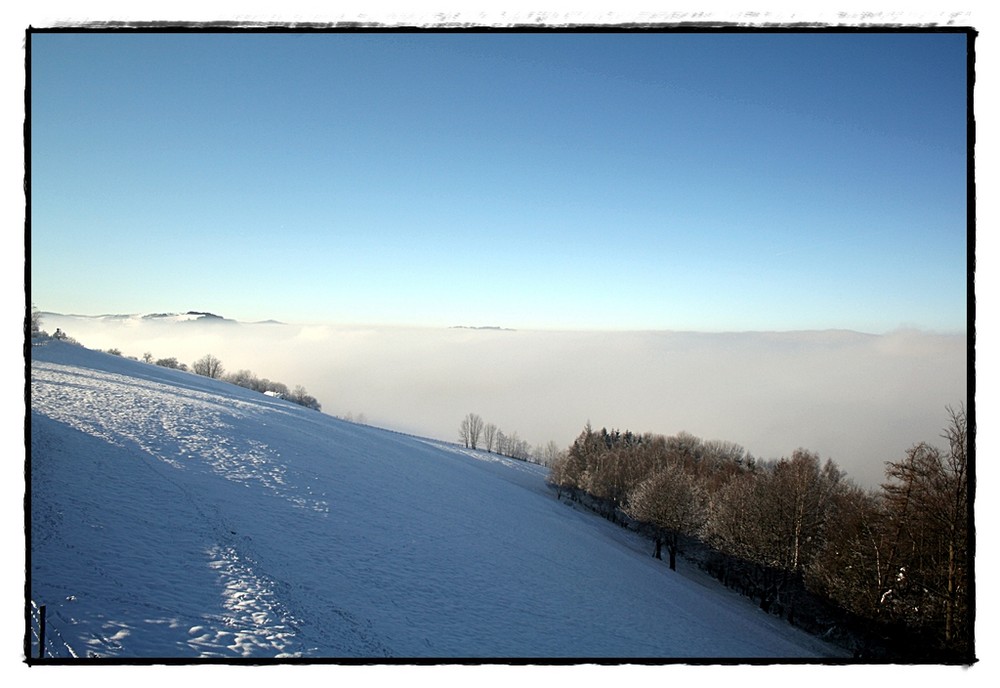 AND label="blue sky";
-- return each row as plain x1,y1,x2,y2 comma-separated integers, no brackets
30,30,969,332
